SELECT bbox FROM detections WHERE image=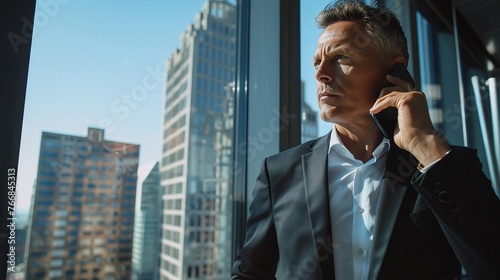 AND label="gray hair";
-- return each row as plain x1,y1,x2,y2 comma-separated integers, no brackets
316,0,409,64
